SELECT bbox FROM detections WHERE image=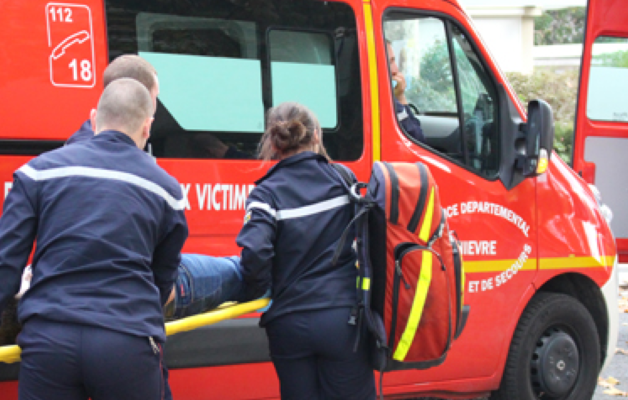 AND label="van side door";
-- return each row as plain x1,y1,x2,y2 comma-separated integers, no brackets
572,0,628,262
373,0,537,388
